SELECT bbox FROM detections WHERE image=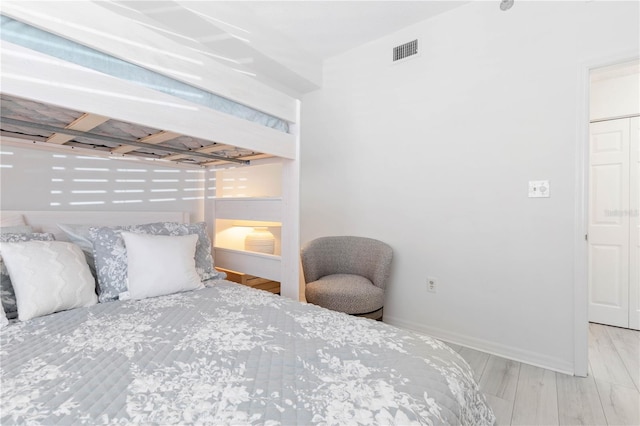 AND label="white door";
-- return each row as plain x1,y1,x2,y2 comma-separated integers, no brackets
588,119,631,328
629,117,640,330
